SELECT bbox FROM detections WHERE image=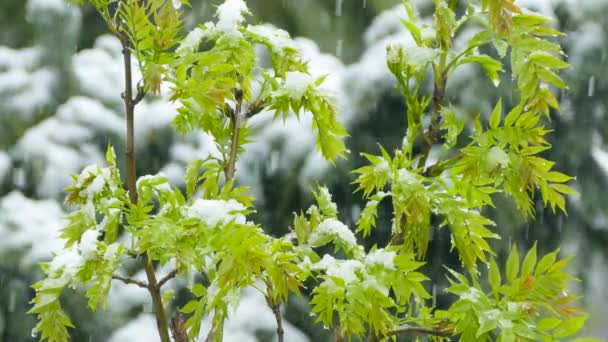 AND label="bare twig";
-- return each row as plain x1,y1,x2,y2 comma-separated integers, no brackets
112,274,148,289
417,61,447,170
133,80,146,105
171,312,189,342
225,87,243,181
245,99,266,118
121,45,138,204
156,269,178,290
385,324,452,338
367,324,452,341
270,301,284,342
